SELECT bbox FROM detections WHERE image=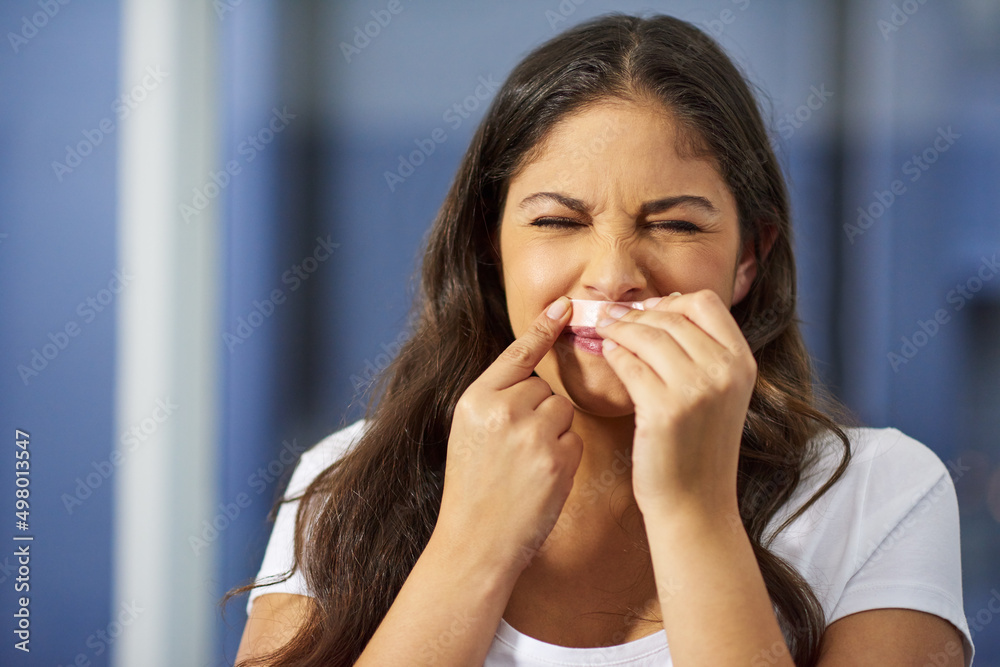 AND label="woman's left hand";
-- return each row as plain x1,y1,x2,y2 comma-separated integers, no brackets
595,289,756,521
